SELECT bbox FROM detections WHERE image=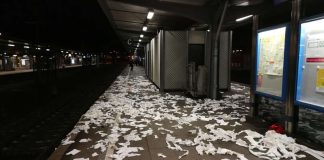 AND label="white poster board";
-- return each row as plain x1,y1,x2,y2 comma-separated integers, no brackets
256,26,287,98
296,18,324,109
